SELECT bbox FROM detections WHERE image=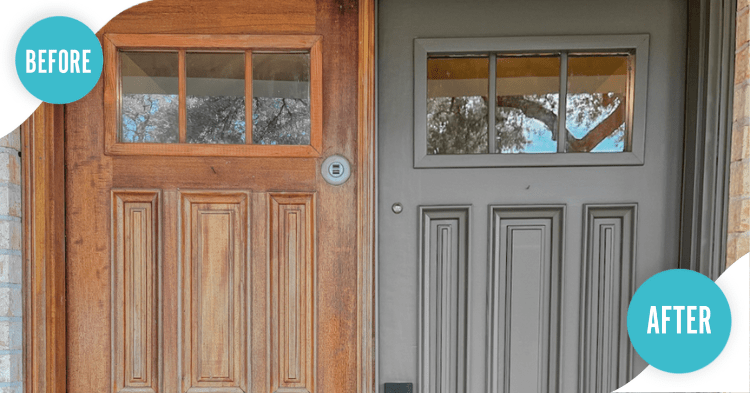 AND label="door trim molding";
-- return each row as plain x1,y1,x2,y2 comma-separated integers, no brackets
22,103,67,393
357,0,377,392
680,0,736,279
